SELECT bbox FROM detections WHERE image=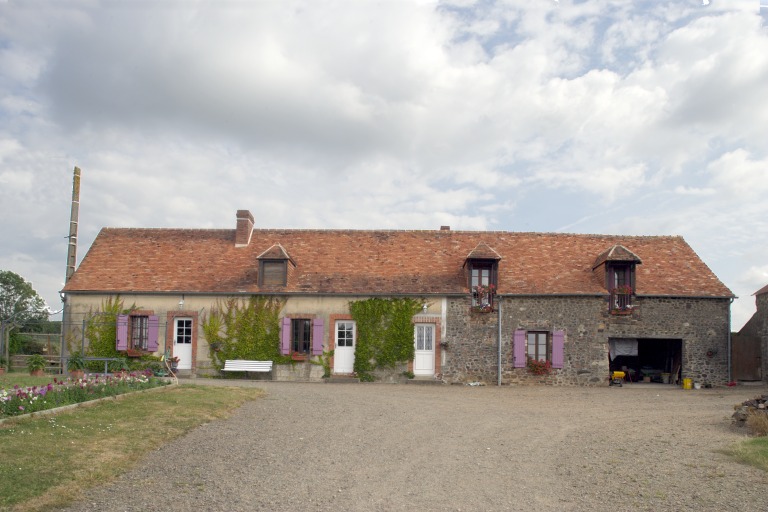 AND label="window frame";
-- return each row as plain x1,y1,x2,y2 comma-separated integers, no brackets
526,331,549,362
336,320,355,348
607,263,636,312
291,318,312,354
130,315,149,350
468,259,497,307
